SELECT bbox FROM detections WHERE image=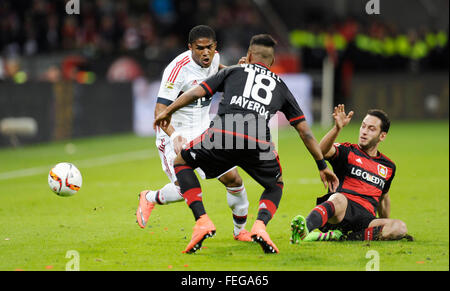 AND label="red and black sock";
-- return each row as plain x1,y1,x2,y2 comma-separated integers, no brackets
345,226,384,241
257,182,283,225
232,214,247,226
306,201,335,232
174,164,205,220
